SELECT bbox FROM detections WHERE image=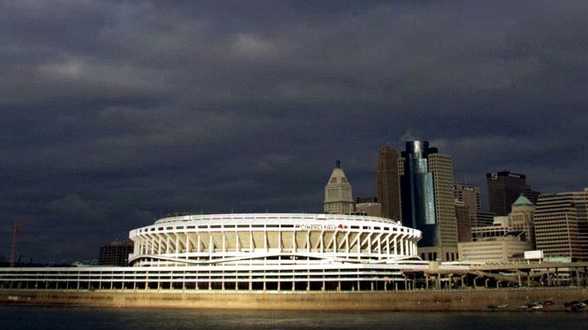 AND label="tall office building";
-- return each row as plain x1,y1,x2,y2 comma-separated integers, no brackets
98,240,134,266
323,161,354,214
400,141,458,261
454,184,481,227
455,200,472,242
376,145,402,221
534,189,588,261
486,171,539,216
